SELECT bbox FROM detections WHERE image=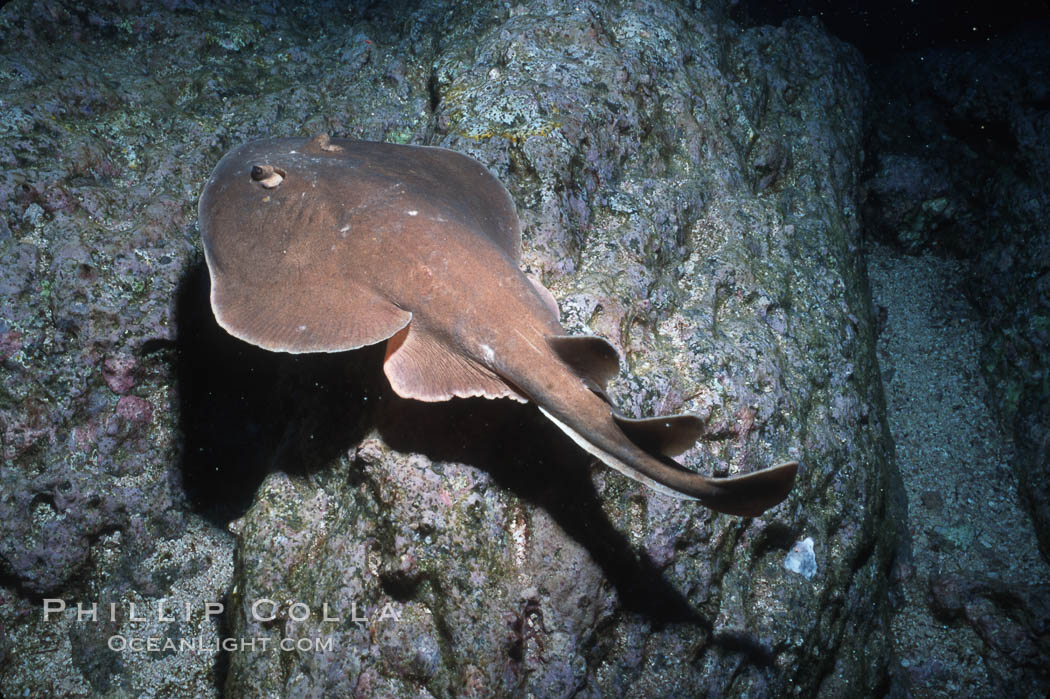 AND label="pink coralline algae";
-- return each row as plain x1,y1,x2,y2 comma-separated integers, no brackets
102,354,137,394
115,395,152,425
0,330,23,361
